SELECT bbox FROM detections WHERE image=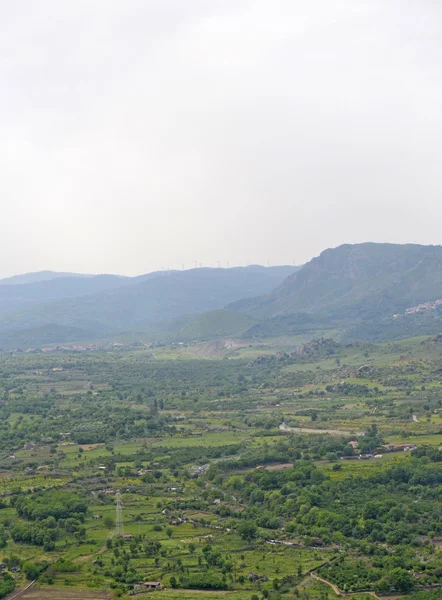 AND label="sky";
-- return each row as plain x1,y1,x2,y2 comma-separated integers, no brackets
1,0,442,277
